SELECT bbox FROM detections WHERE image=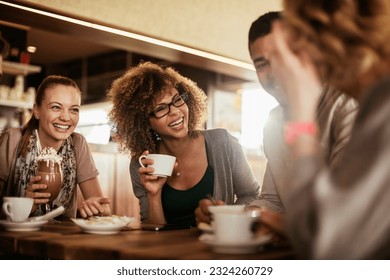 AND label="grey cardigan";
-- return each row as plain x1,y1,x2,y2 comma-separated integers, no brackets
130,128,260,222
